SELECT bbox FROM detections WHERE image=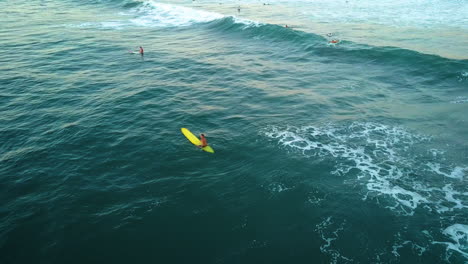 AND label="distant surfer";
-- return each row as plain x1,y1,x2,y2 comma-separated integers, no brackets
139,46,144,55
199,134,208,148
329,39,339,44
285,25,288,28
